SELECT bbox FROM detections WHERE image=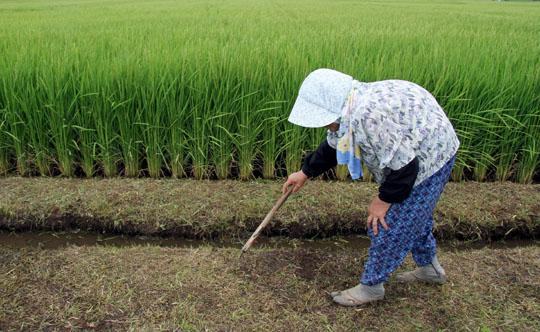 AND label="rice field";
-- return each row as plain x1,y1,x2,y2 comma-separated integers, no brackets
0,0,539,182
